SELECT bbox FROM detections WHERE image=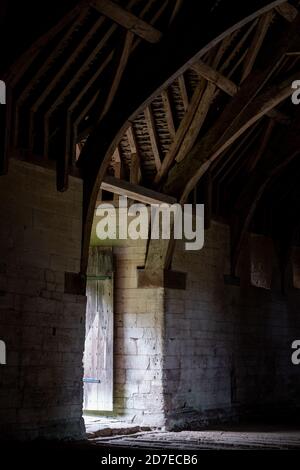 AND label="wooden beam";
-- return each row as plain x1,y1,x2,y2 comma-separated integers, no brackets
174,33,237,166
276,2,298,22
91,0,162,43
219,19,259,74
127,126,141,184
100,175,177,205
31,15,106,118
131,0,169,52
154,78,206,185
165,70,300,201
178,75,189,111
169,0,184,25
192,60,239,96
163,15,300,197
113,146,122,201
193,60,291,123
144,105,162,171
161,89,176,138
4,1,85,85
241,11,273,82
65,51,114,166
113,146,122,179
100,31,134,120
14,7,88,149
175,81,216,163
42,21,116,156
130,152,141,185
